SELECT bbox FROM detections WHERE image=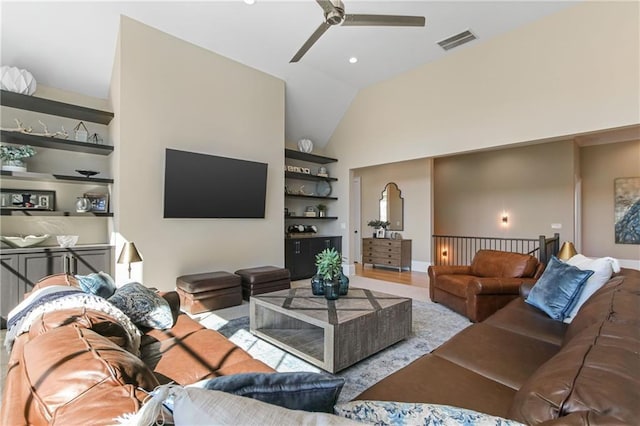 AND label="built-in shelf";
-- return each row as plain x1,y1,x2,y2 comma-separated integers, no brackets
1,209,113,217
1,170,113,185
285,215,338,220
285,194,338,201
0,131,113,155
284,149,338,164
0,90,114,125
285,171,337,182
